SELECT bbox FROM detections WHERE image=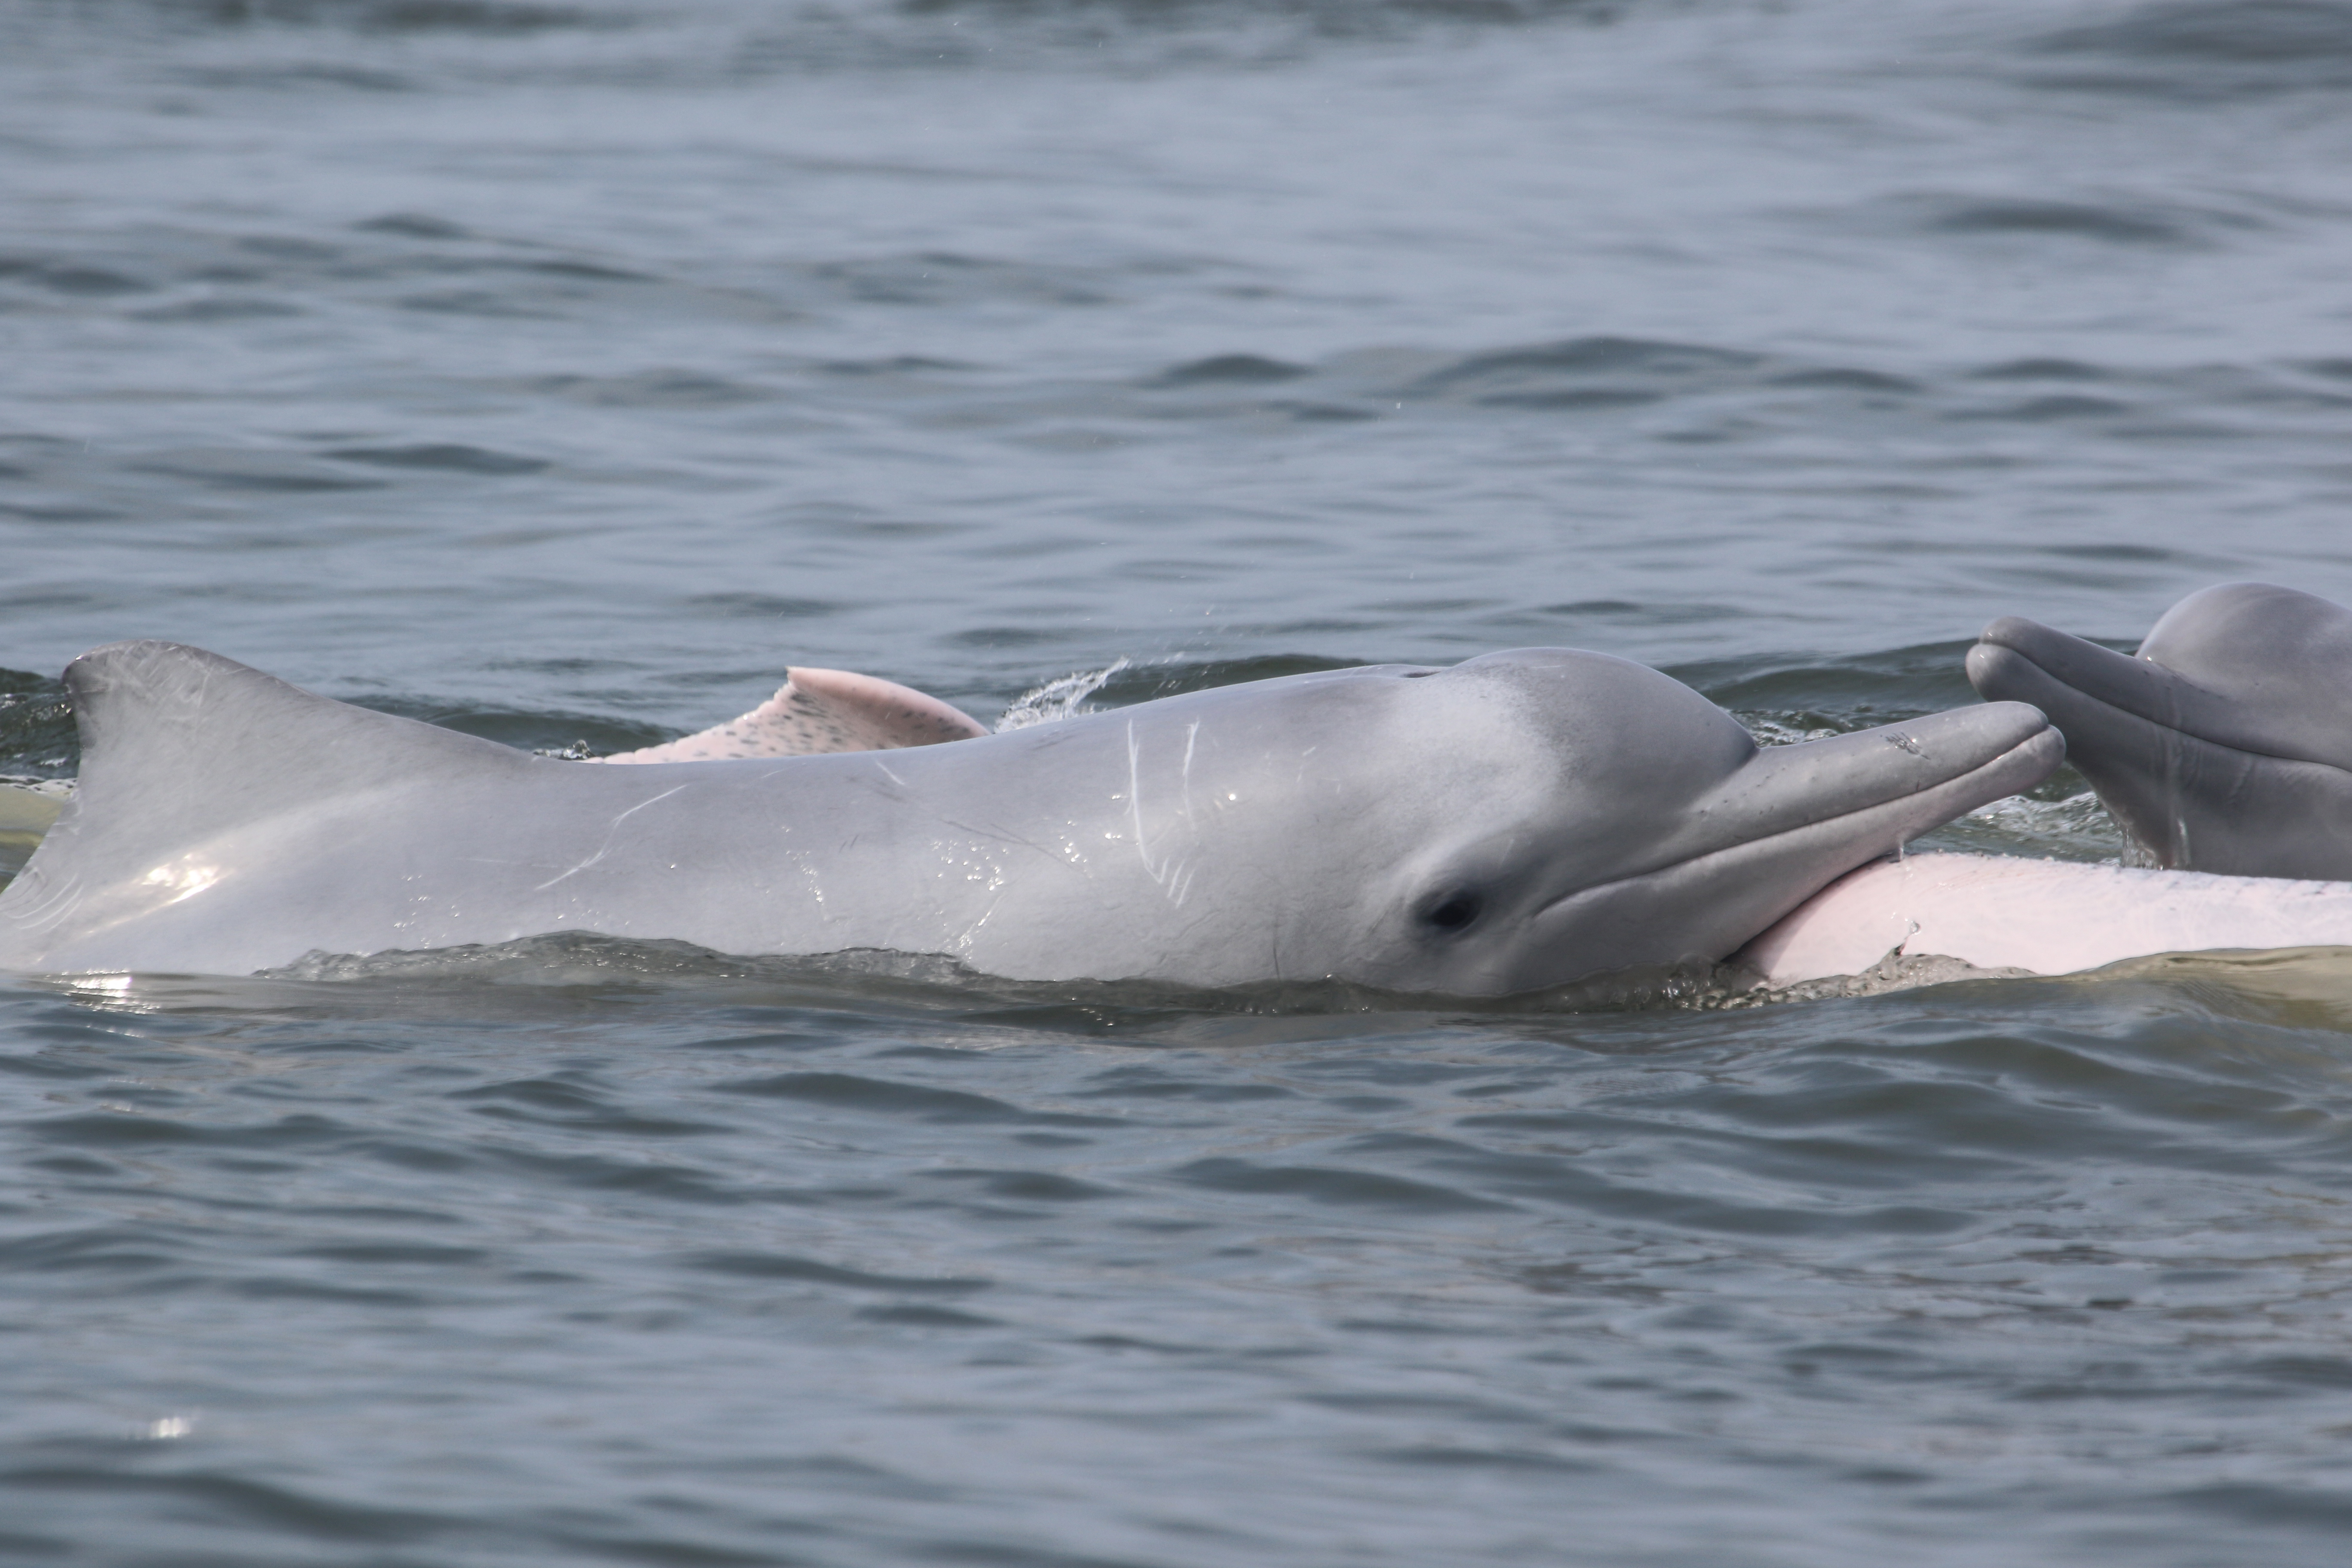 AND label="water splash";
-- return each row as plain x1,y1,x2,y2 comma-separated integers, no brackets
995,657,1130,731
